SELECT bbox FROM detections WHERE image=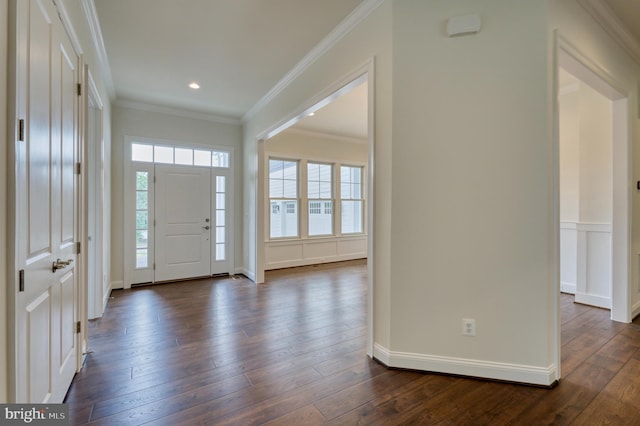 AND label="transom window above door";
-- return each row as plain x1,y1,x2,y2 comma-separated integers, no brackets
131,142,230,168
